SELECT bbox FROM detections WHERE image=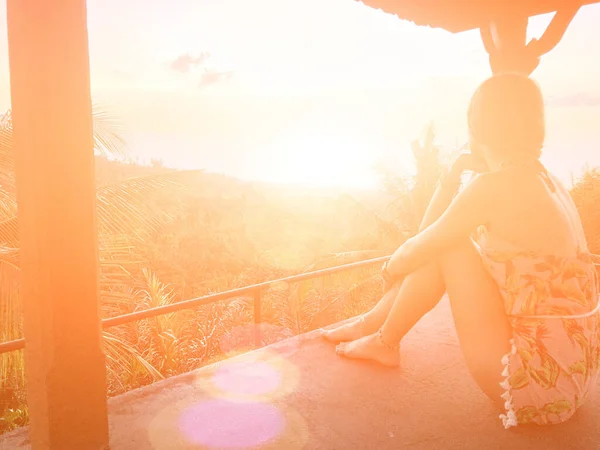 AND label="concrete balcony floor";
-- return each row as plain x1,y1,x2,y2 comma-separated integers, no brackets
2,298,599,449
